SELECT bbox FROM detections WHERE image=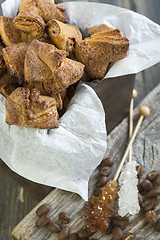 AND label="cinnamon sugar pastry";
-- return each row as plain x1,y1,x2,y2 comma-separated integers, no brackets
25,39,84,94
75,24,129,79
2,43,29,84
0,43,6,76
5,87,59,129
0,72,19,98
47,19,82,55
